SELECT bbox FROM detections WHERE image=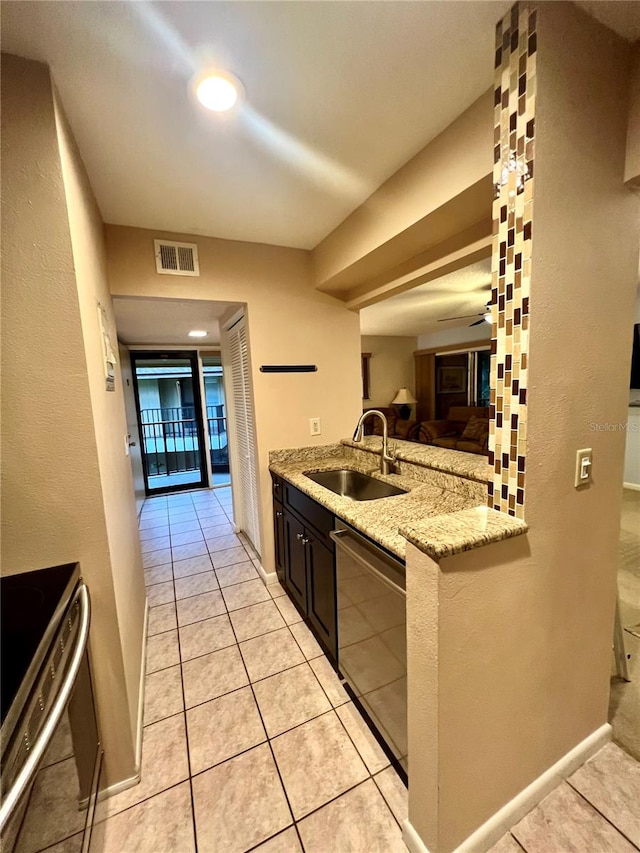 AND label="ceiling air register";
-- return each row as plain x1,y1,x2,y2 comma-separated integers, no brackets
154,239,200,276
